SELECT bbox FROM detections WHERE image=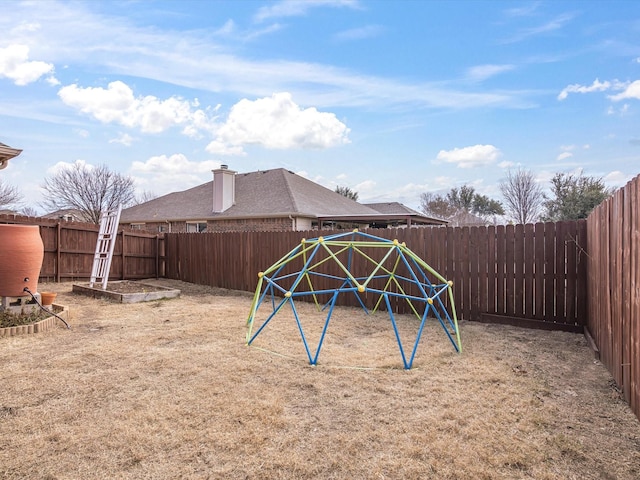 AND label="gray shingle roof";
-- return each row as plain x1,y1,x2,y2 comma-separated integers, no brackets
365,202,421,215
121,168,380,222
